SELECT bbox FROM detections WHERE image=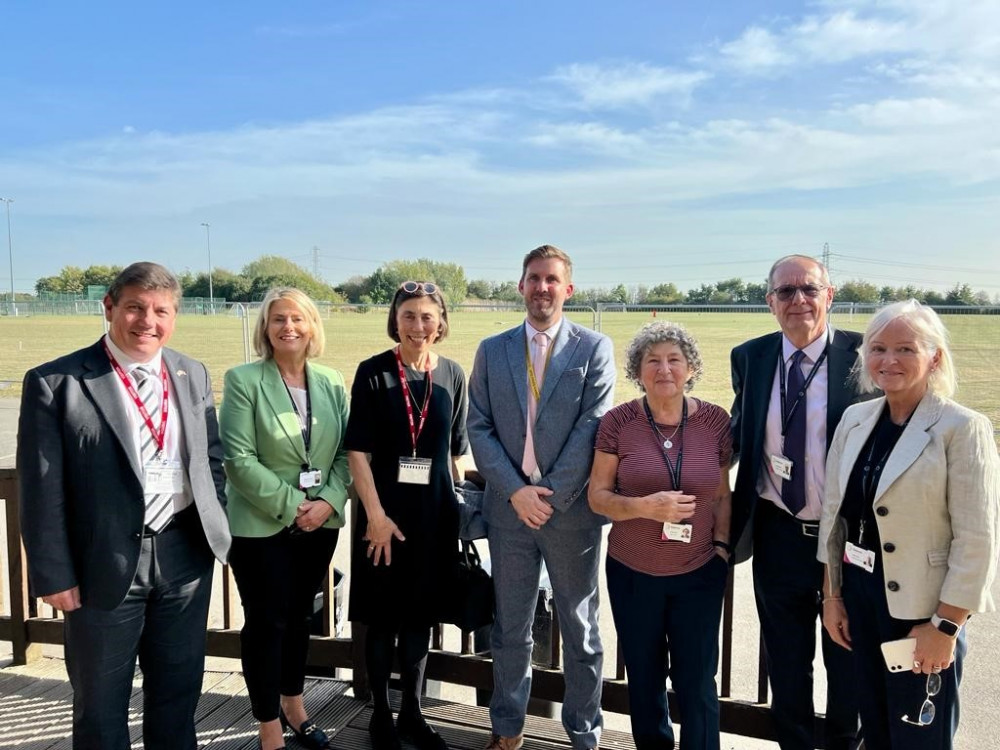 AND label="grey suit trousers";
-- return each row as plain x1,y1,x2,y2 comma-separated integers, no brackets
488,521,604,749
